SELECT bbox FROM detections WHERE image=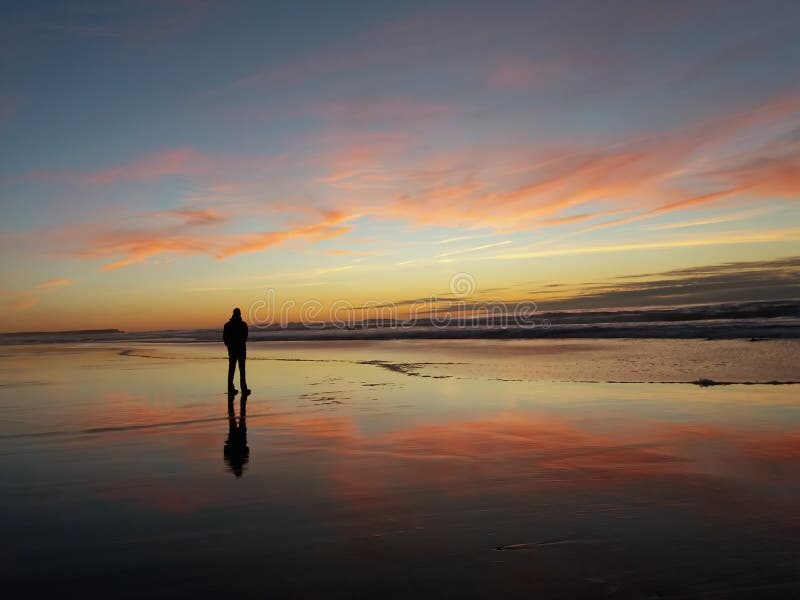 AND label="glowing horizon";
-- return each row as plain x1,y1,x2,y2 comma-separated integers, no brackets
1,1,799,332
